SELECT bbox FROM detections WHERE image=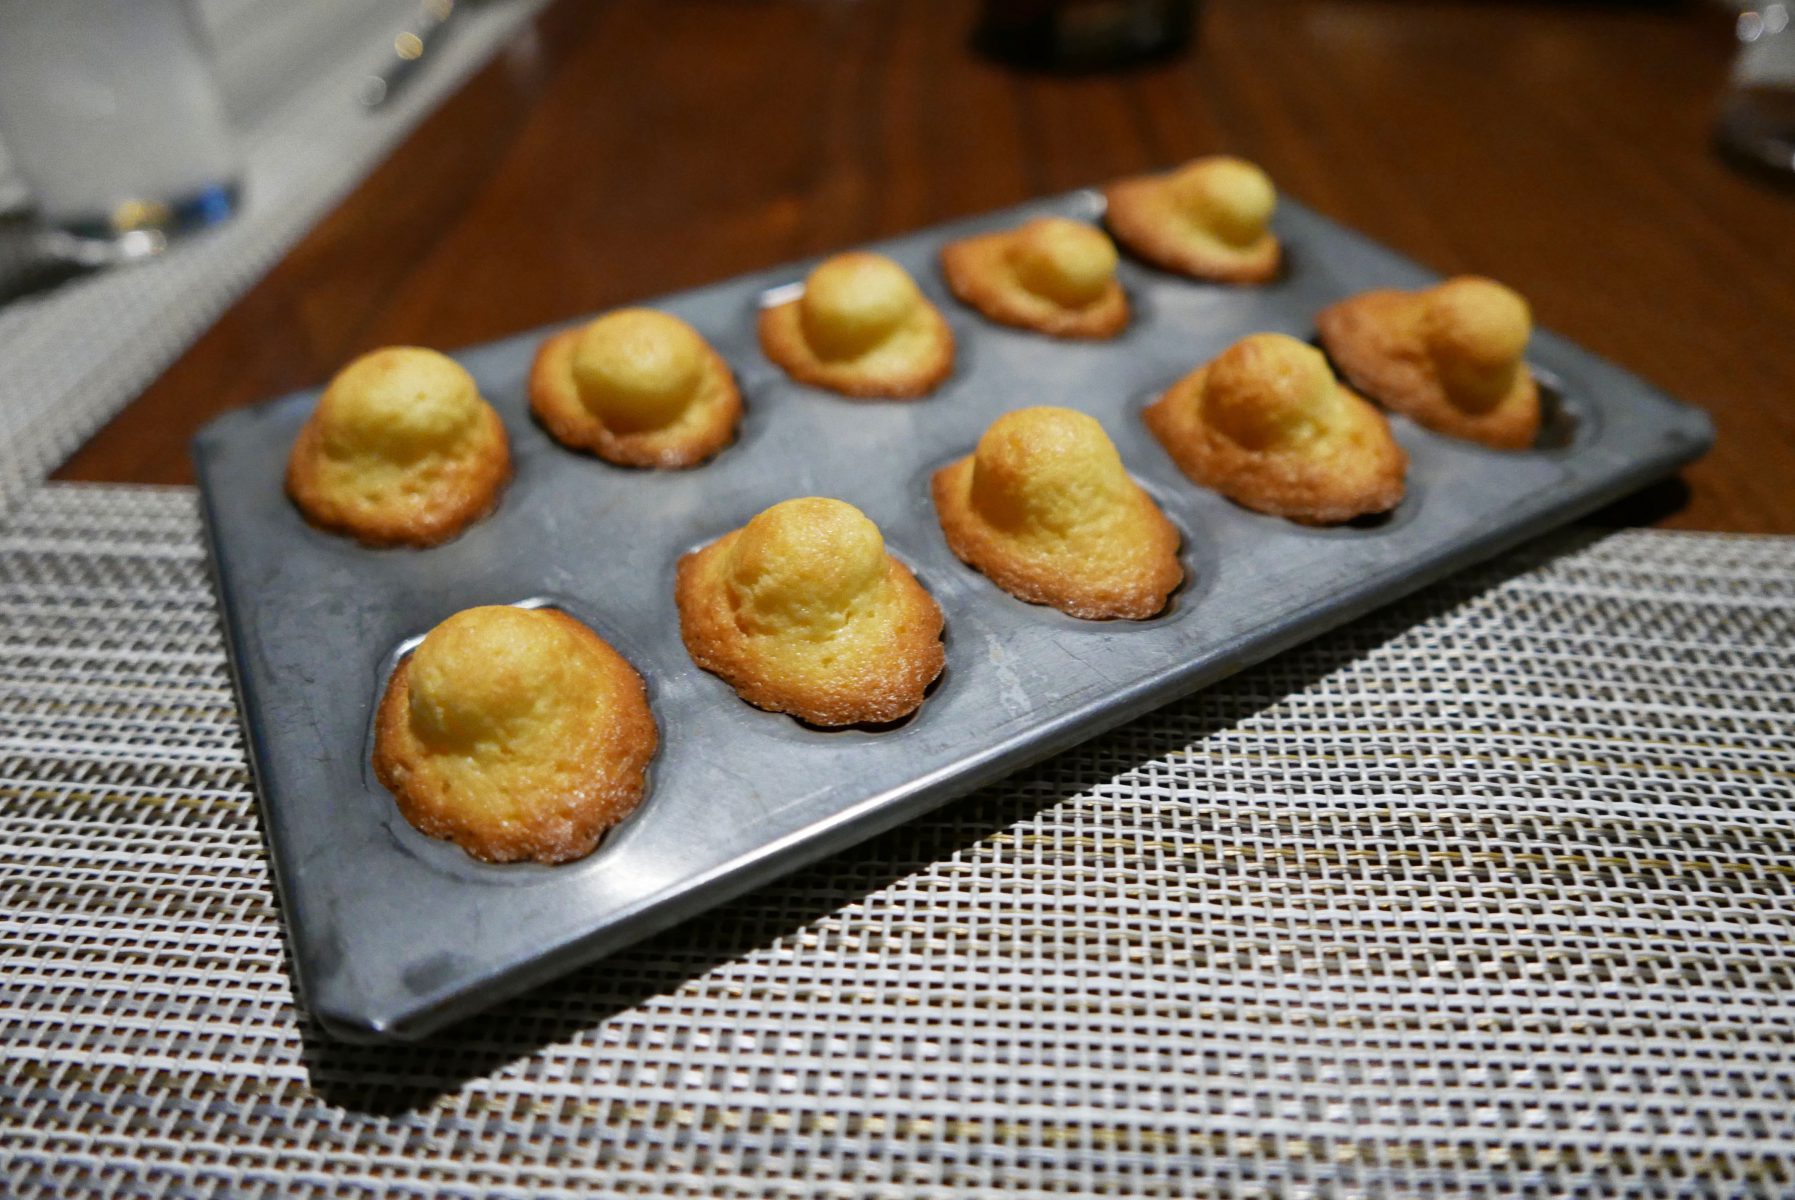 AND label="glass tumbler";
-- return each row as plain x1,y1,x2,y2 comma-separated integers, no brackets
1717,3,1795,175
0,0,242,259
